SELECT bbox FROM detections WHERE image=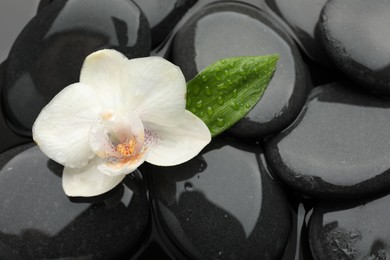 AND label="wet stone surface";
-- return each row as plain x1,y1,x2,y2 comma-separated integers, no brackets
265,82,390,199
133,0,197,48
3,0,151,135
0,144,149,260
171,1,309,139
319,0,390,95
266,0,328,64
147,137,291,260
309,193,390,259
